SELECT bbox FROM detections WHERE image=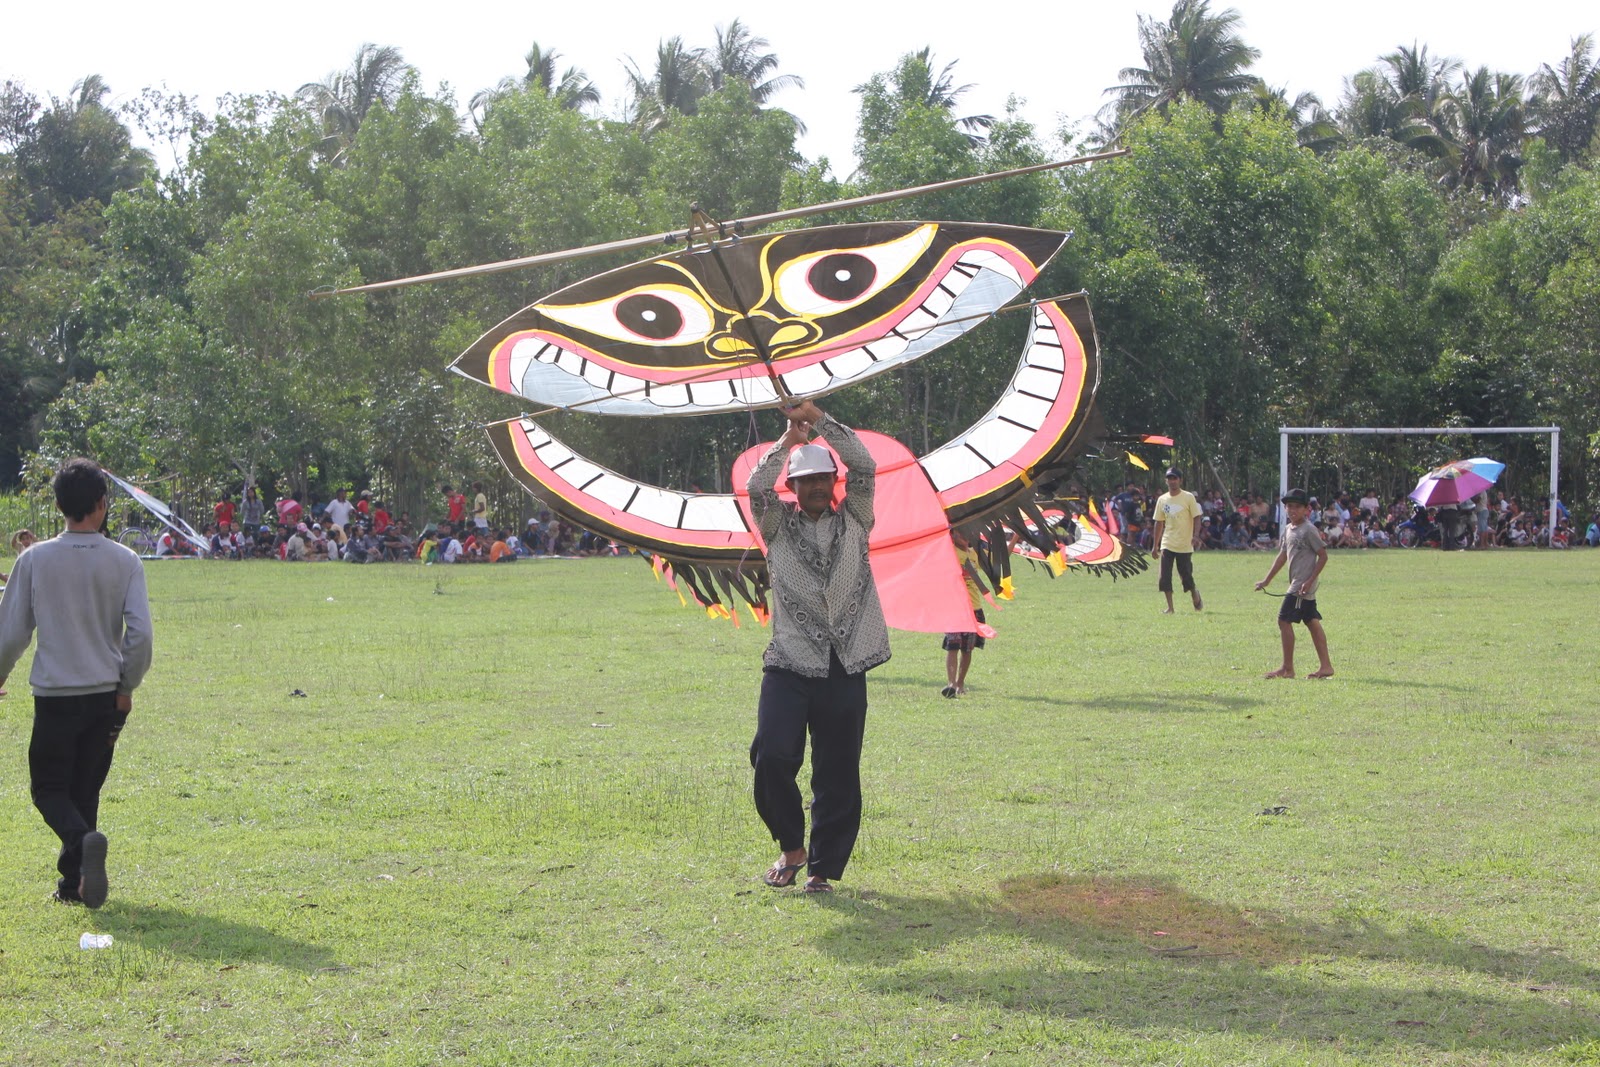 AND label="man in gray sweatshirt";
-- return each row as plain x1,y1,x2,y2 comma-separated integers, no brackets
0,458,153,907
